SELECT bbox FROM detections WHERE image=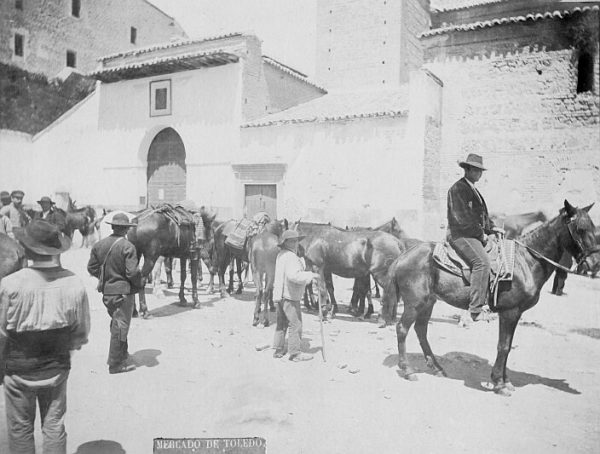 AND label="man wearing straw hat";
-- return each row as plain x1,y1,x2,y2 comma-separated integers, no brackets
0,220,90,453
272,230,320,362
447,153,504,323
88,213,142,374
